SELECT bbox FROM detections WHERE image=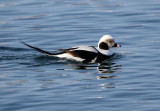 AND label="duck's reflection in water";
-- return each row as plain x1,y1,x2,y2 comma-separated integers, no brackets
96,61,121,89
97,62,122,80
71,61,122,89
57,60,122,80
34,58,122,90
